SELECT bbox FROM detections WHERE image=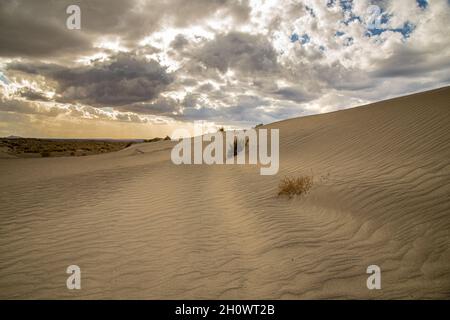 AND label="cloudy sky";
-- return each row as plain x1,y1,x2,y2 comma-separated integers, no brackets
0,0,449,138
